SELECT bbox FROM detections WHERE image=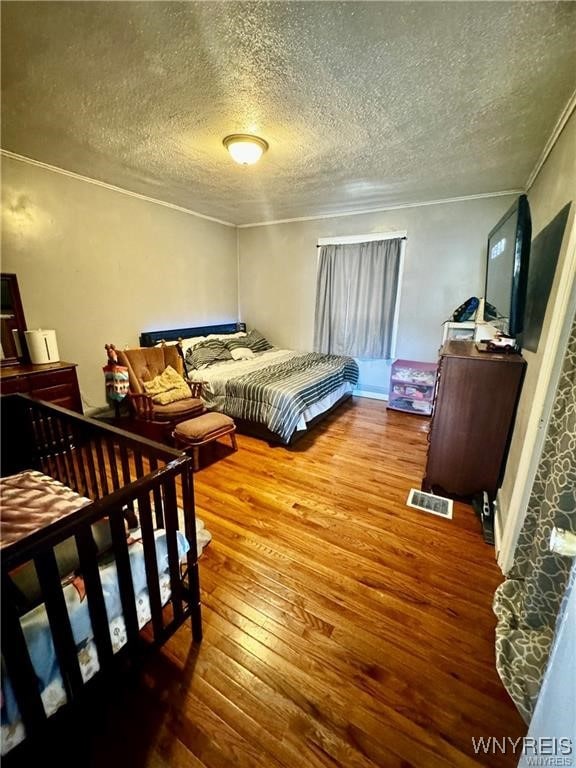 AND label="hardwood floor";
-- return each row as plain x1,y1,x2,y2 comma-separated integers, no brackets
33,398,529,766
